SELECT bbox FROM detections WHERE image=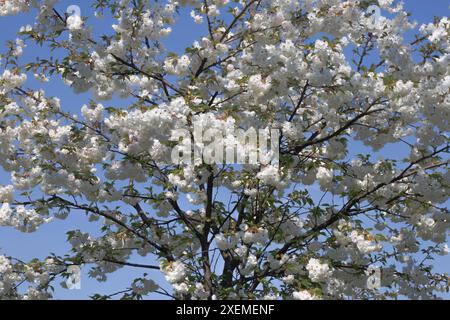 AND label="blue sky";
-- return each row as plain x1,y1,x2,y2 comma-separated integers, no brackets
0,0,449,299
